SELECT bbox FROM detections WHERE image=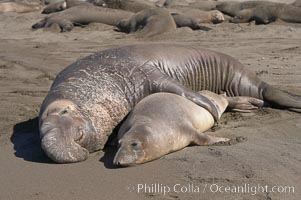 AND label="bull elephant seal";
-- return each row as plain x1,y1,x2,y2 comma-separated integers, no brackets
0,2,42,13
216,1,301,24
113,91,230,166
117,8,176,37
32,4,133,32
39,44,301,163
